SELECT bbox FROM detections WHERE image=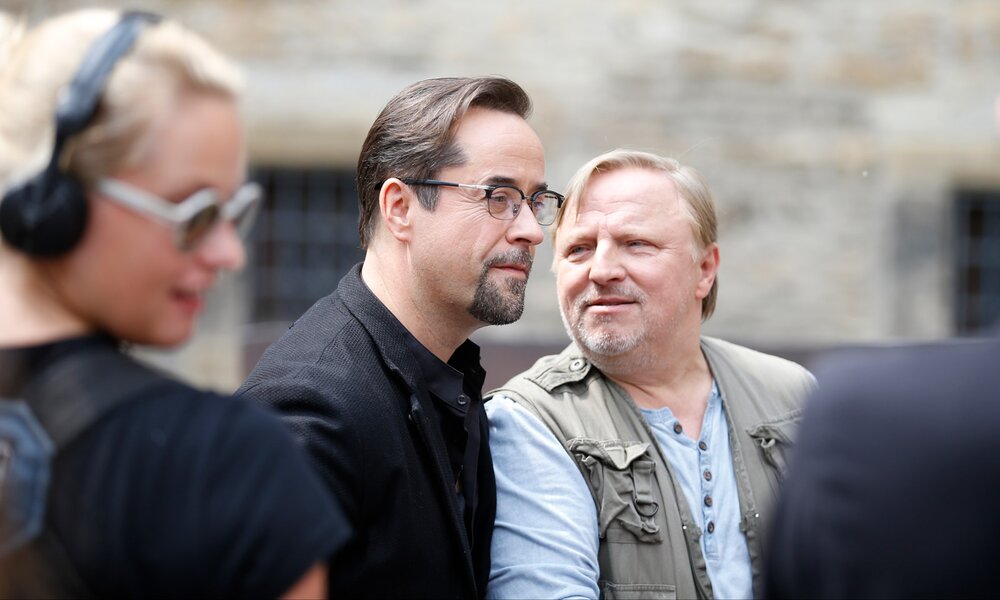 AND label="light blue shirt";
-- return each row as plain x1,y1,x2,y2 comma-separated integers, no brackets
486,382,753,600
640,382,752,598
